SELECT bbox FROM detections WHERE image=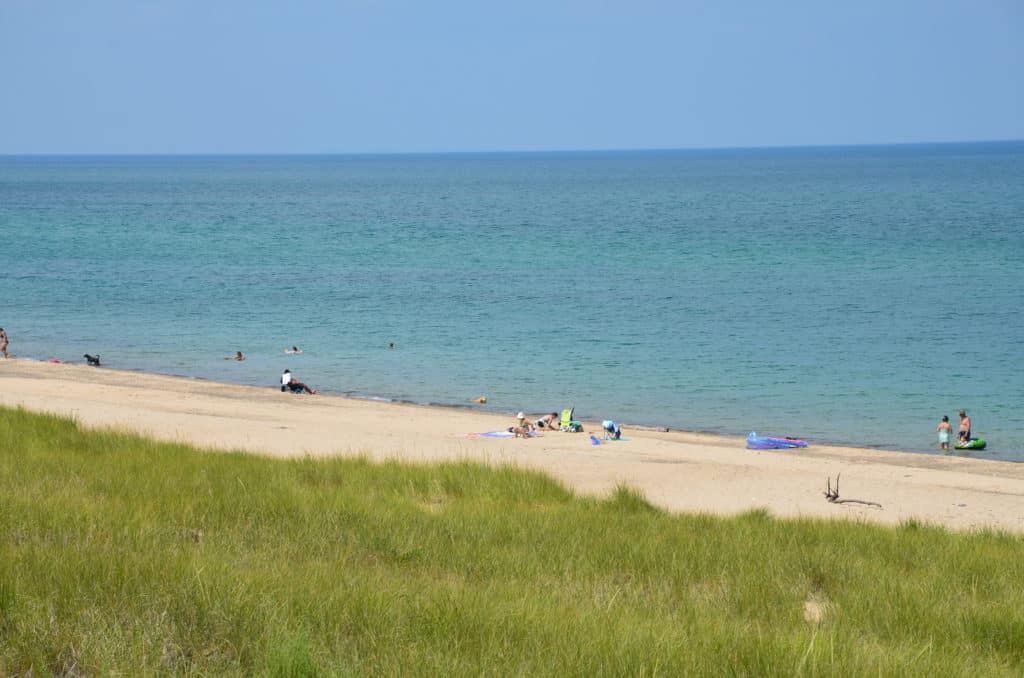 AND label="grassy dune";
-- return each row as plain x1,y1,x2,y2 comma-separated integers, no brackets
1,406,1023,675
